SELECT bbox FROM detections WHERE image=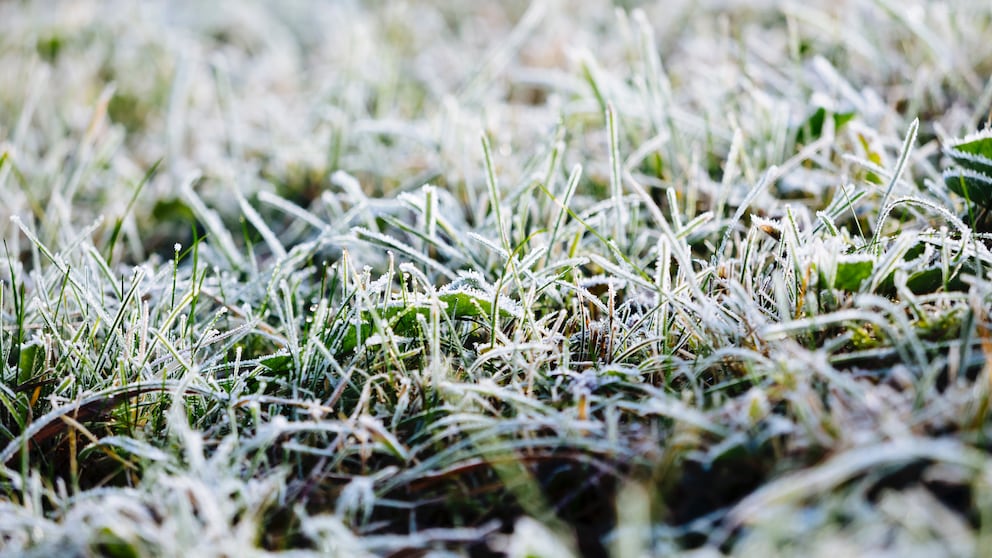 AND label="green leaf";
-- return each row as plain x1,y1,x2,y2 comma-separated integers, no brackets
856,133,883,184
0,391,30,435
833,258,874,291
36,35,64,63
335,275,521,355
93,528,141,558
904,268,943,294
905,266,970,294
108,92,148,133
151,198,196,223
877,264,973,296
943,168,992,208
945,129,992,175
795,107,856,145
17,344,43,384
260,353,293,372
